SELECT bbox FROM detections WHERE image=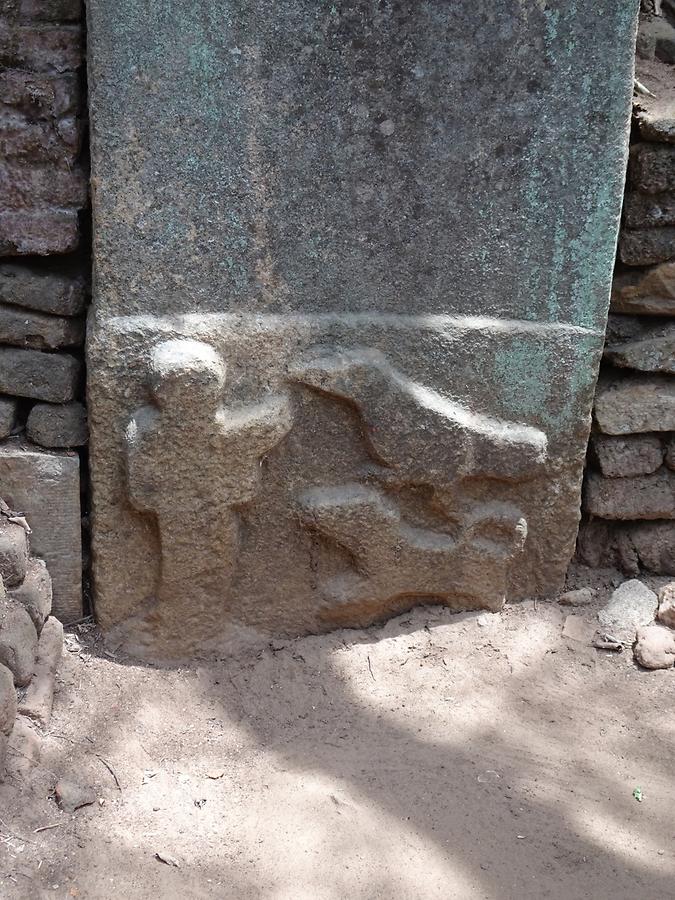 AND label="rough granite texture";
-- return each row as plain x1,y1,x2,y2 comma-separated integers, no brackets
87,0,638,658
